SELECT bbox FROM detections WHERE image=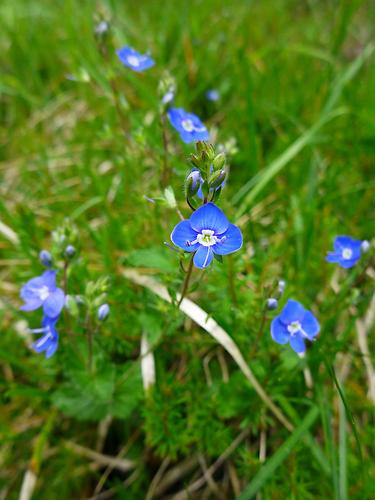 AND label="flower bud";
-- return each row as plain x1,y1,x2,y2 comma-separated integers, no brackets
98,303,110,321
65,245,76,258
39,250,52,268
277,280,286,295
206,89,220,102
212,152,226,171
186,169,202,197
361,240,370,253
266,298,278,310
95,20,109,36
209,169,226,189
